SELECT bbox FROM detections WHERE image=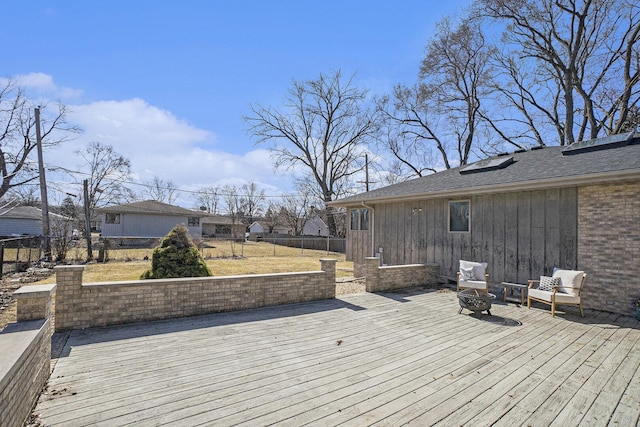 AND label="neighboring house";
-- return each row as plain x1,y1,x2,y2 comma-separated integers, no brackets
0,205,70,238
201,214,245,239
331,133,640,317
248,221,291,235
248,221,266,234
301,213,330,237
97,200,204,238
